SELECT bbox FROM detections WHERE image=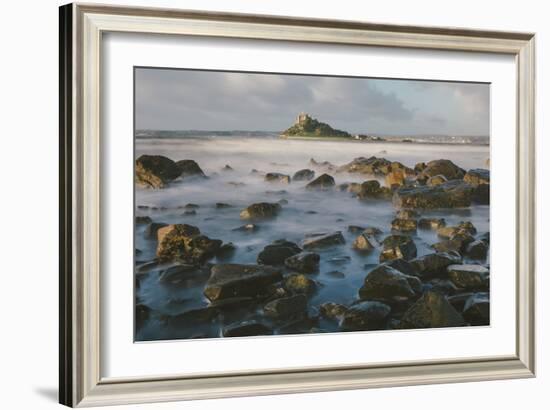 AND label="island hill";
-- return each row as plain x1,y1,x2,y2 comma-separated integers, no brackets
280,112,353,140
